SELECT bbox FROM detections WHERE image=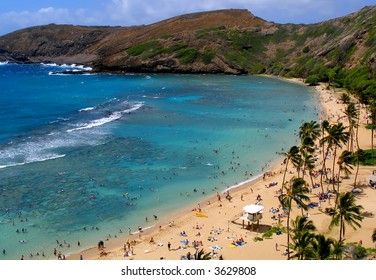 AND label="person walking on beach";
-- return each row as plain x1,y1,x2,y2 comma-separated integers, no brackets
168,242,171,251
